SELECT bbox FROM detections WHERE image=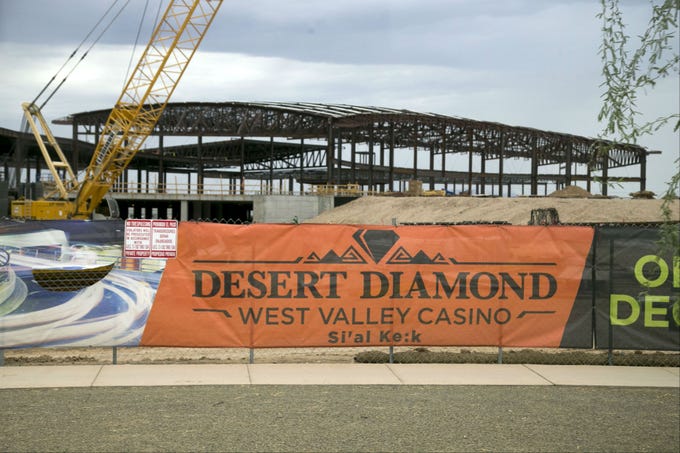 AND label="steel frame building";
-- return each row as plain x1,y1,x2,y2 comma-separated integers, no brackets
2,101,652,213
50,101,651,197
